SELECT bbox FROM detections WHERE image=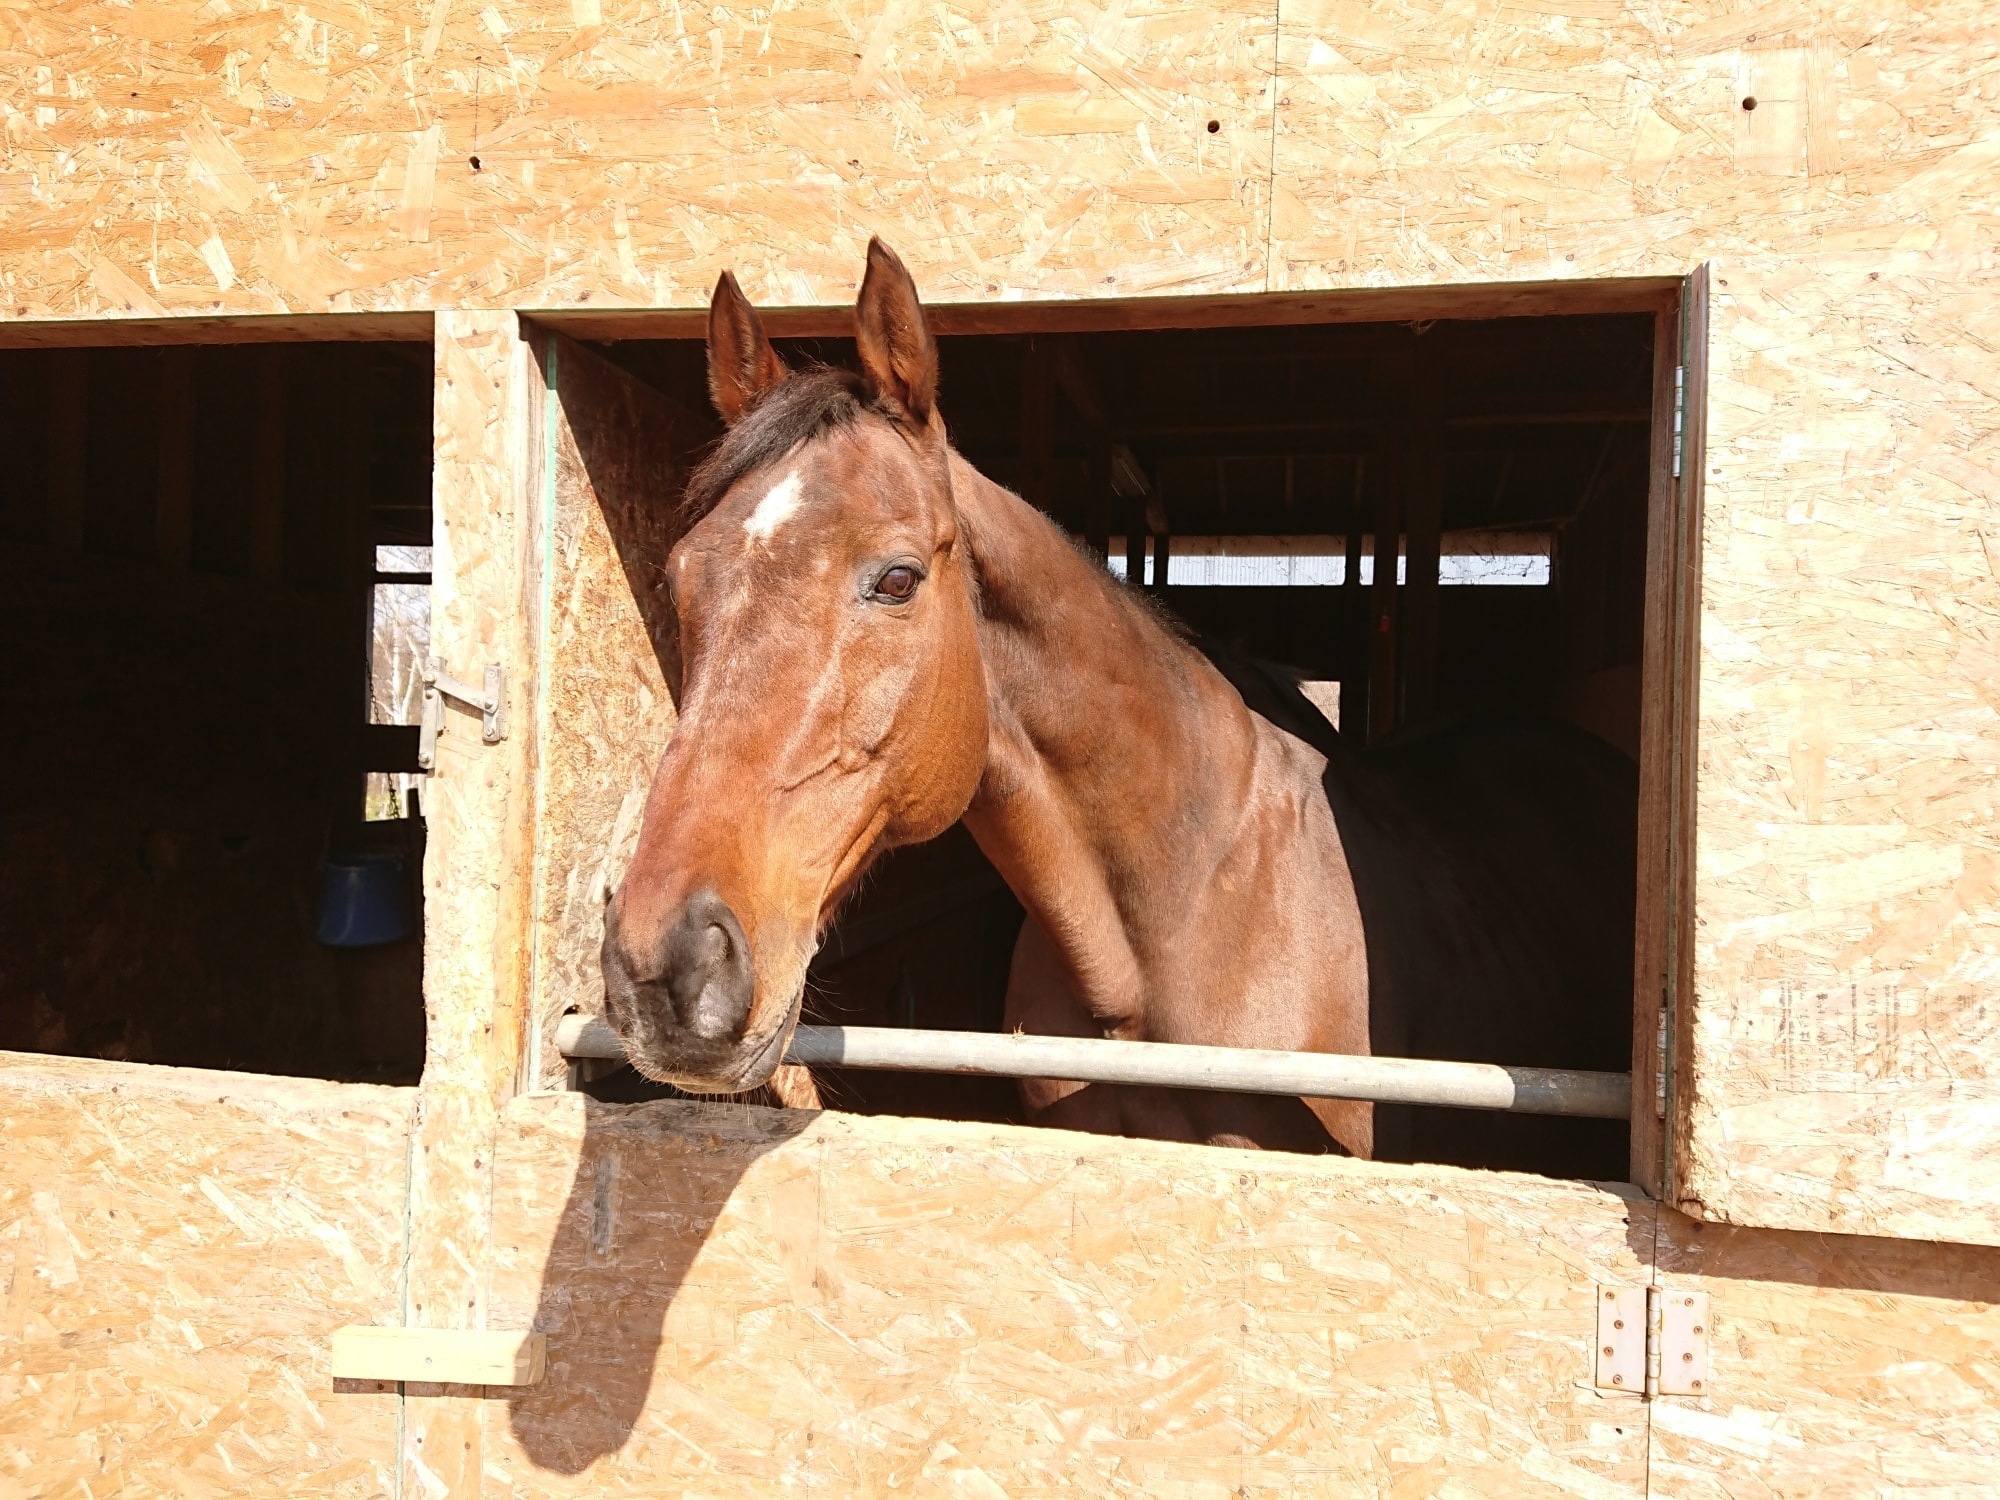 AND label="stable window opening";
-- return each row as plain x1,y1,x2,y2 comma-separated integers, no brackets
0,340,433,1083
563,295,1677,1185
